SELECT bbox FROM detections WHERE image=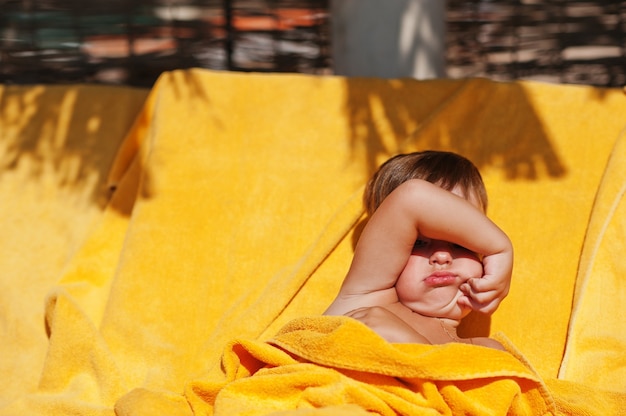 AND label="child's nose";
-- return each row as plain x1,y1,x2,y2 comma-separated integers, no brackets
429,248,452,265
